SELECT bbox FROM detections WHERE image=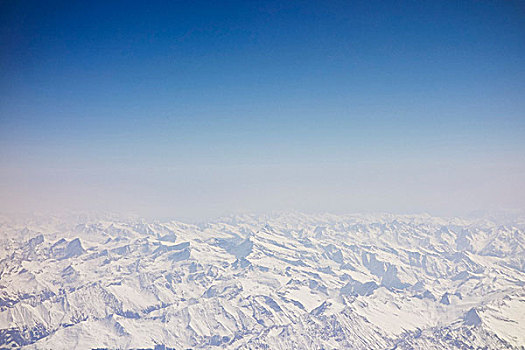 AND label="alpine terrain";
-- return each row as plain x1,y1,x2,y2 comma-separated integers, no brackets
0,212,524,349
